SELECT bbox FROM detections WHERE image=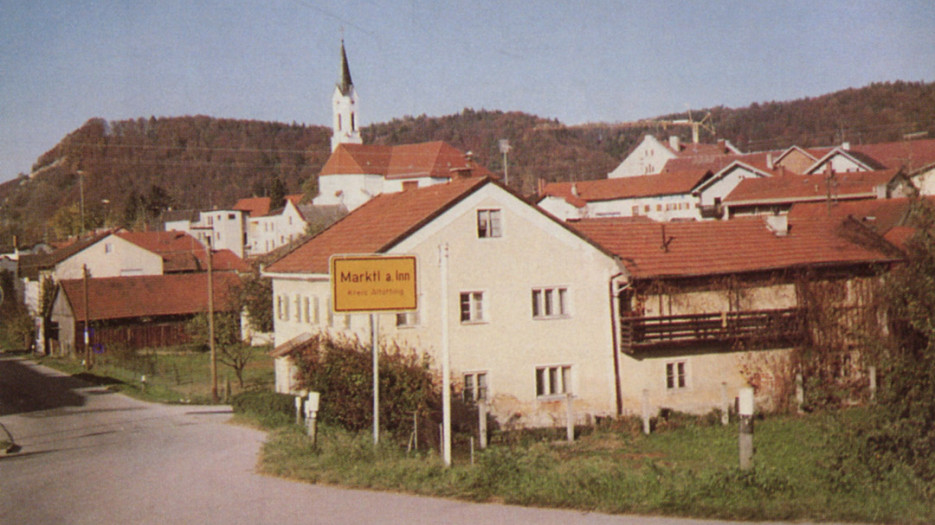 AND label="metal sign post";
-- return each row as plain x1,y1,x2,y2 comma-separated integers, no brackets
330,255,418,446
